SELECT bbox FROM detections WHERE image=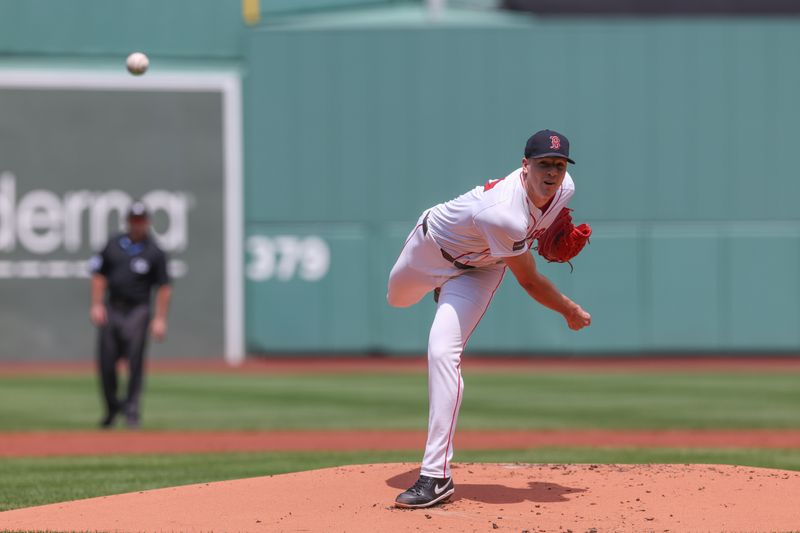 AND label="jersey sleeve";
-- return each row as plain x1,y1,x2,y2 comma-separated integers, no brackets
152,251,171,286
89,242,112,276
473,211,529,258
